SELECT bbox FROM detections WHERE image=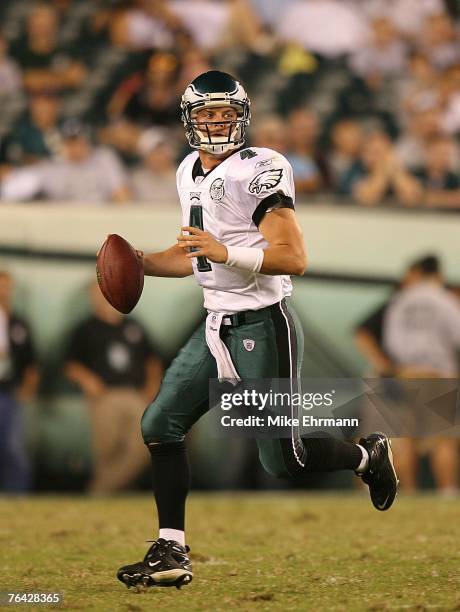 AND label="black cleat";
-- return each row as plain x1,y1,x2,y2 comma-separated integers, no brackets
357,432,399,511
117,539,193,589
